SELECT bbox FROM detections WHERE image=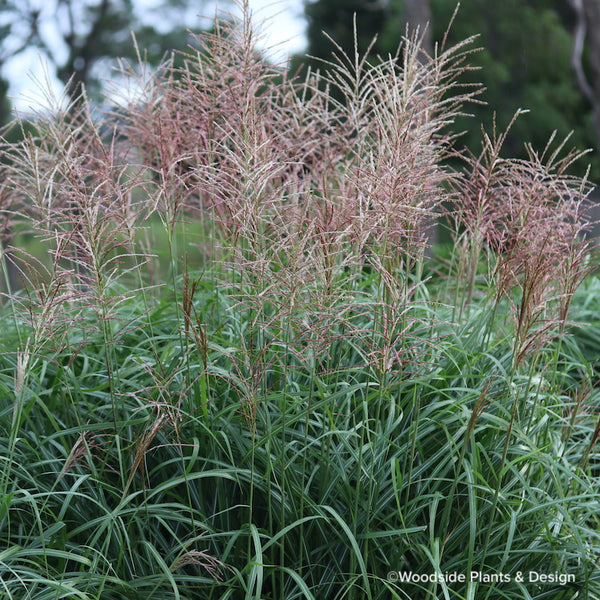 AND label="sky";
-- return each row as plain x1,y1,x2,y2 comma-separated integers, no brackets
236,0,307,59
3,0,307,112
